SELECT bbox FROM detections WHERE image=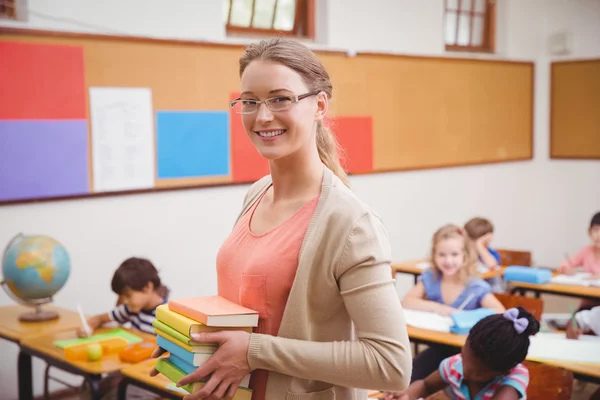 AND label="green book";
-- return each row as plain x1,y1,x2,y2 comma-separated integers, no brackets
155,358,253,399
152,319,208,347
